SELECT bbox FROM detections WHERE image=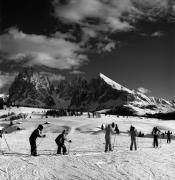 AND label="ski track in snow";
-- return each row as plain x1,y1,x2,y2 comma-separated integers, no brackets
1,108,175,179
